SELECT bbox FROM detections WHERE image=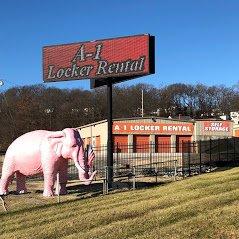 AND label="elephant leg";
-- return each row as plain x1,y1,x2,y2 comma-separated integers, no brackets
42,170,55,197
41,152,58,197
16,172,27,194
56,159,68,195
0,156,15,195
0,173,14,195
